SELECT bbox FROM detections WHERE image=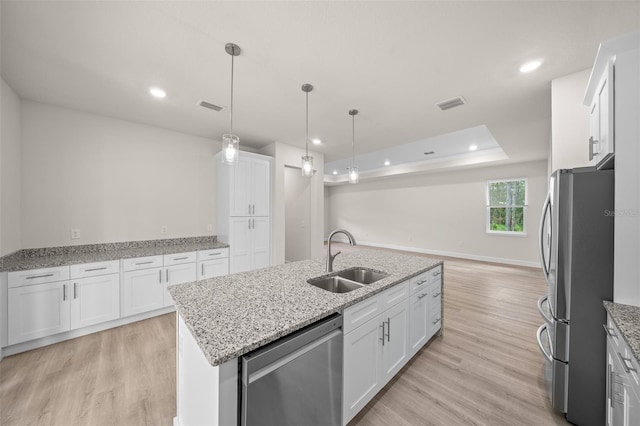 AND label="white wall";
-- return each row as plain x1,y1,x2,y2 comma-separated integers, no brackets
20,101,218,248
327,160,548,267
0,77,22,256
261,142,324,264
284,166,311,262
551,69,591,173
